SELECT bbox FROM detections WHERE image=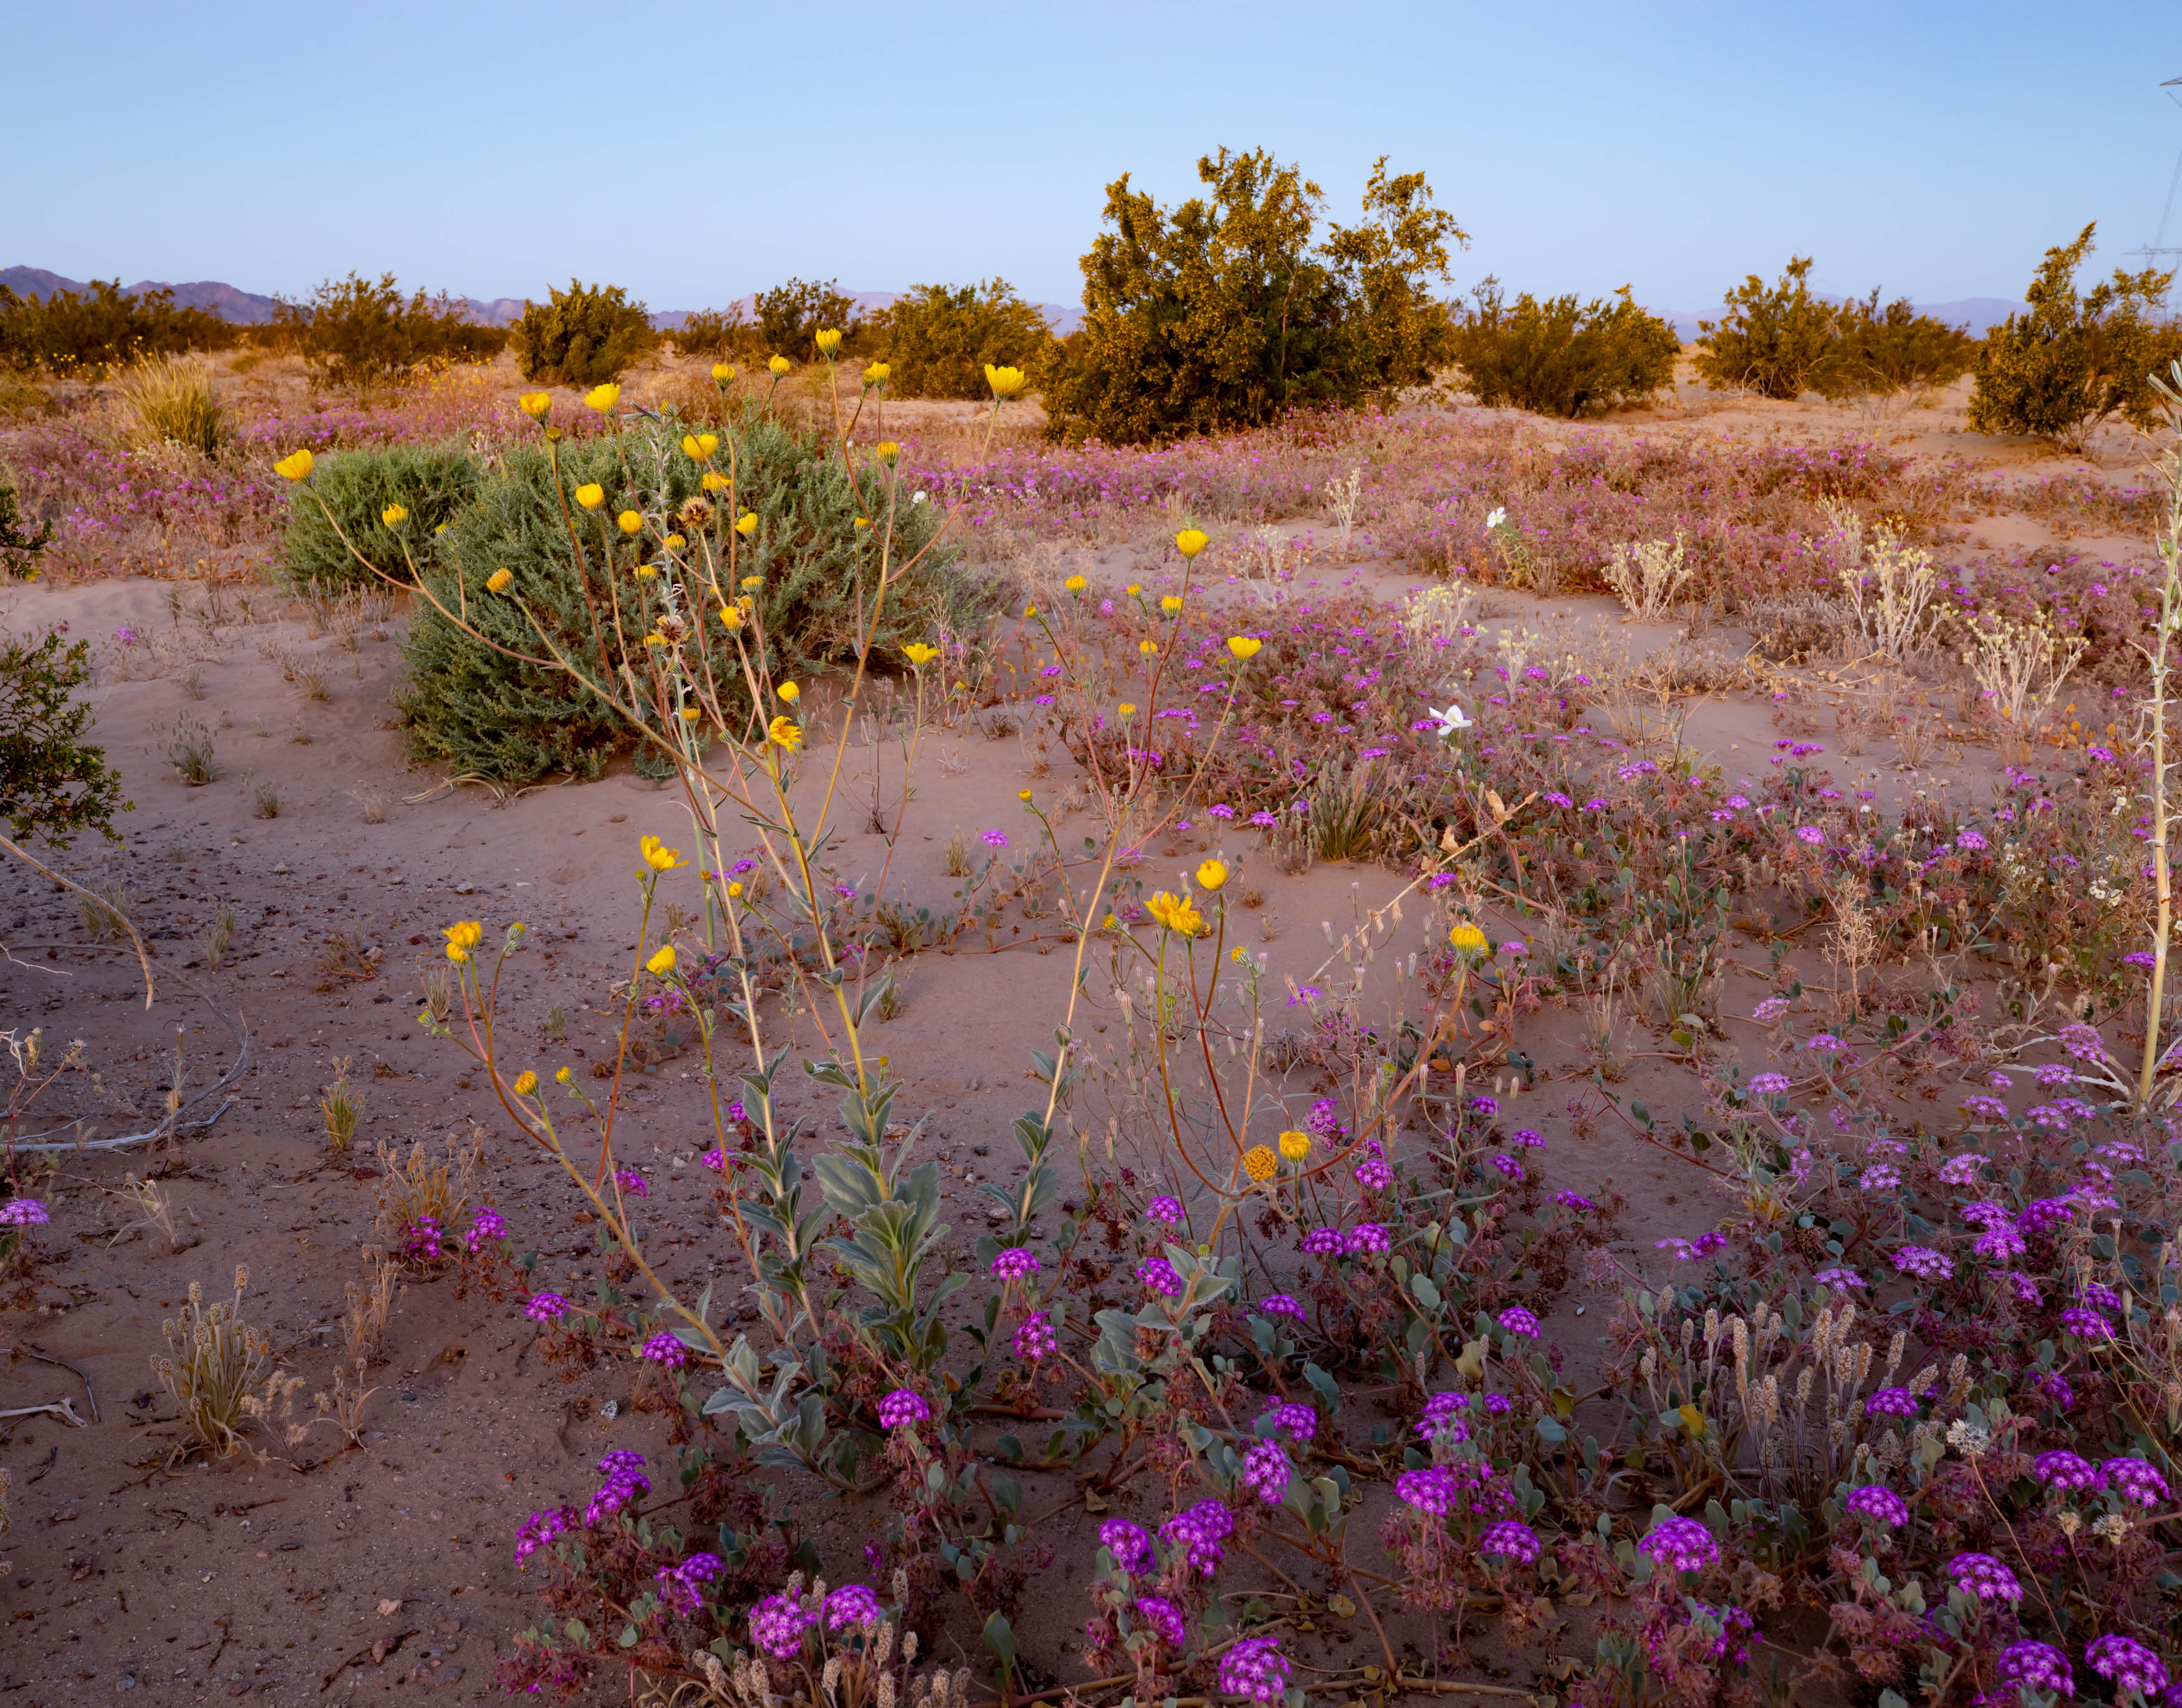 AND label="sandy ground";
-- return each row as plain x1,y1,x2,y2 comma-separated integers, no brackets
0,395,2159,1706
